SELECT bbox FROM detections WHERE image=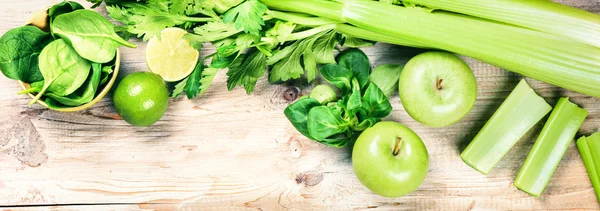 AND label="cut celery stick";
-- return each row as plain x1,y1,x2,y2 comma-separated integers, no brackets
514,97,587,197
577,132,600,203
460,79,552,174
